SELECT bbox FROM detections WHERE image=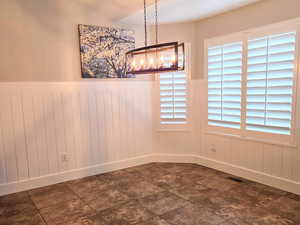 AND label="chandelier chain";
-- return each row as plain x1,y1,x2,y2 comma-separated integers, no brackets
155,0,158,44
144,0,148,47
